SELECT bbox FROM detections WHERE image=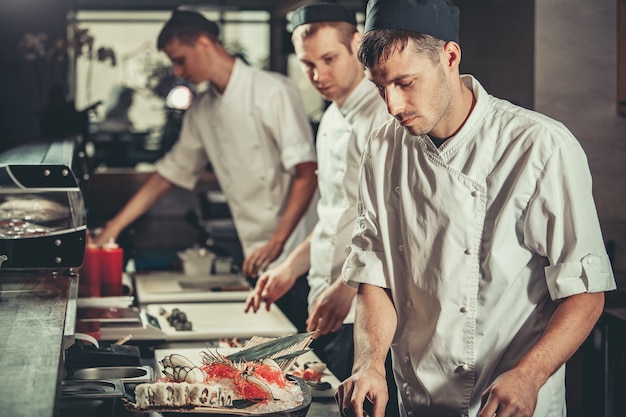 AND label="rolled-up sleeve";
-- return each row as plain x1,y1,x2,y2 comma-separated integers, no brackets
154,107,209,190
545,253,615,299
525,136,616,300
259,79,316,171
